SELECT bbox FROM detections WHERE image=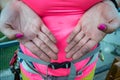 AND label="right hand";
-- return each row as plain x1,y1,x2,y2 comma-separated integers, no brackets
66,0,120,60
0,0,58,62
